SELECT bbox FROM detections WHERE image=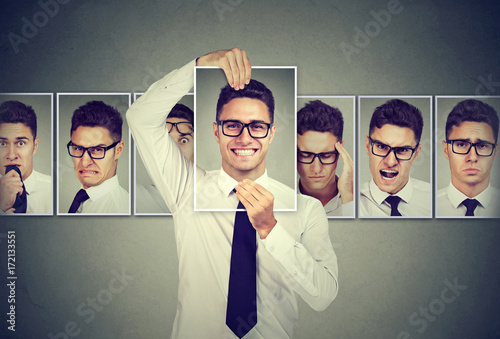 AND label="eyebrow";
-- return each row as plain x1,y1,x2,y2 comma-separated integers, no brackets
0,136,30,141
70,142,108,148
225,119,270,124
370,138,415,148
452,138,495,144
